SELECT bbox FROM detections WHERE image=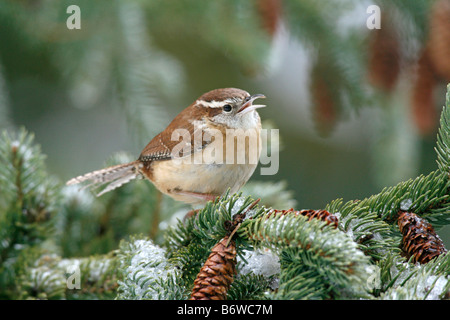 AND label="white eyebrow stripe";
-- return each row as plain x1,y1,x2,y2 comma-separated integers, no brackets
196,99,237,108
